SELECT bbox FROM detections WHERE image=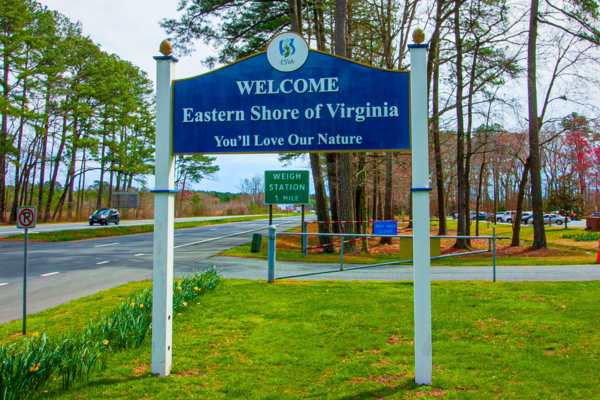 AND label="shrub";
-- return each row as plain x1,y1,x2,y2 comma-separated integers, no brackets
561,232,600,241
0,269,220,400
